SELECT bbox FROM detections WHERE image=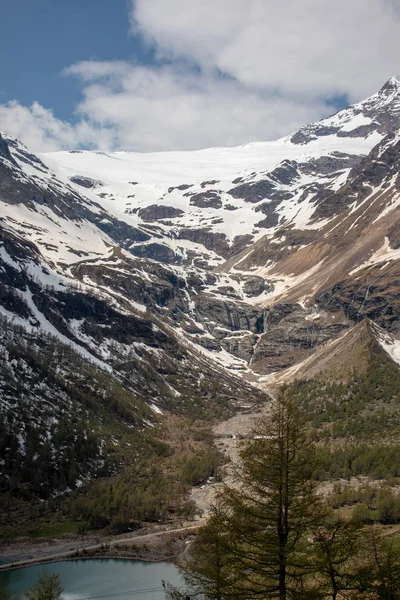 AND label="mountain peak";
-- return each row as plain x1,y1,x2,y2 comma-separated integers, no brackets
377,75,400,96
